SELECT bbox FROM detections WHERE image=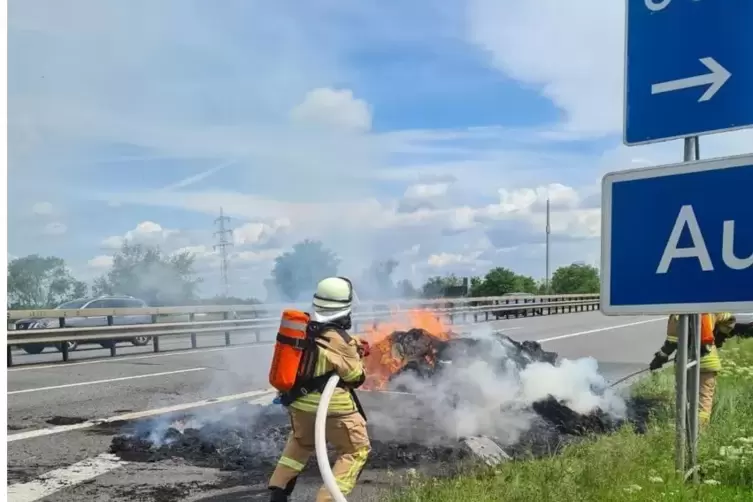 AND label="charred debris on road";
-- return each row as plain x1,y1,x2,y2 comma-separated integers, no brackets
110,324,658,478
